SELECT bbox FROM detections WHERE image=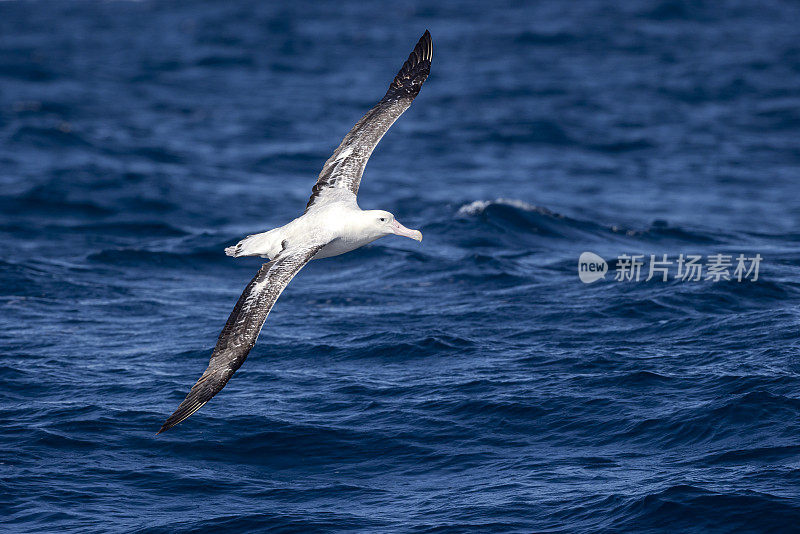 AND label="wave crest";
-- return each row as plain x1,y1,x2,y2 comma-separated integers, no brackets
457,198,555,216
